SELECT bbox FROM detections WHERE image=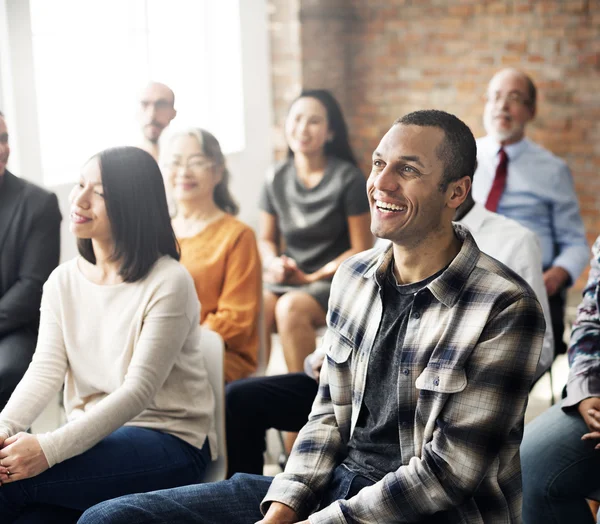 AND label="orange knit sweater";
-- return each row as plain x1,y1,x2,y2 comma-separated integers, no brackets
178,215,261,382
